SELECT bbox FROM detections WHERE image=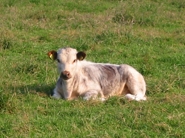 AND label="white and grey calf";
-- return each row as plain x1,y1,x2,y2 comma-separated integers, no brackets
47,47,147,101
